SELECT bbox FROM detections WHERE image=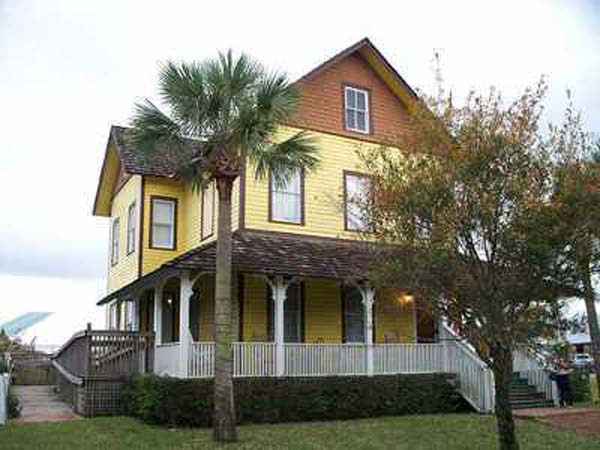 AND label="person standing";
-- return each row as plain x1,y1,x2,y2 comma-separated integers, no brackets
555,360,574,407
